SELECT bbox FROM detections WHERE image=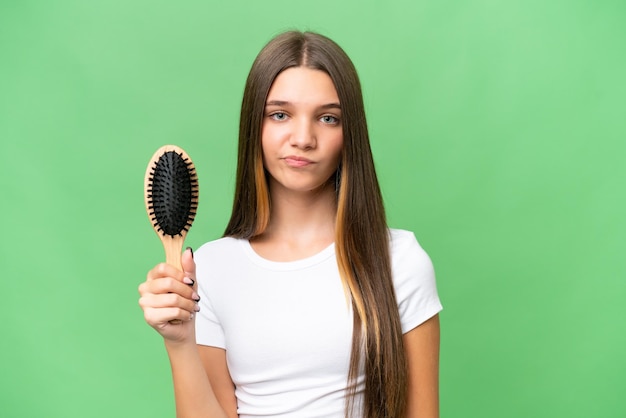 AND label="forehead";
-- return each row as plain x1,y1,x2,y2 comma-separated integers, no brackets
266,67,339,104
